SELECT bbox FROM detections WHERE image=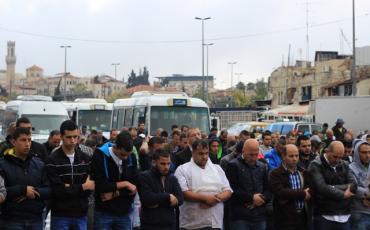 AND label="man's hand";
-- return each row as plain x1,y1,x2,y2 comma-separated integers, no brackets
304,188,311,201
117,181,137,195
26,186,40,199
203,195,221,207
252,193,265,207
169,194,178,206
100,192,114,202
343,185,354,199
82,176,95,191
14,196,26,203
362,198,370,208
